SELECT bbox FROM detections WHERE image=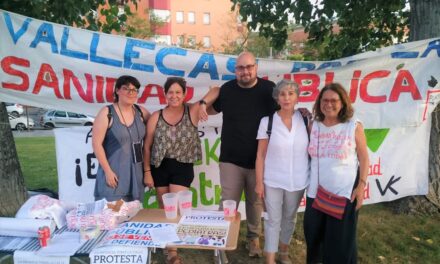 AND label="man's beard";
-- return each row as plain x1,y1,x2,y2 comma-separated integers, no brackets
237,76,257,87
